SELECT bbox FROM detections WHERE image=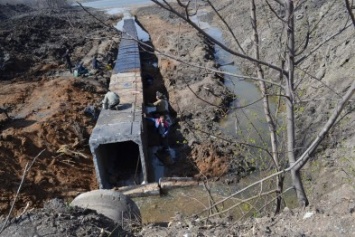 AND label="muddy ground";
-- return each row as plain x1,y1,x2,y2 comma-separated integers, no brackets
0,5,122,217
0,0,242,222
1,0,355,236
